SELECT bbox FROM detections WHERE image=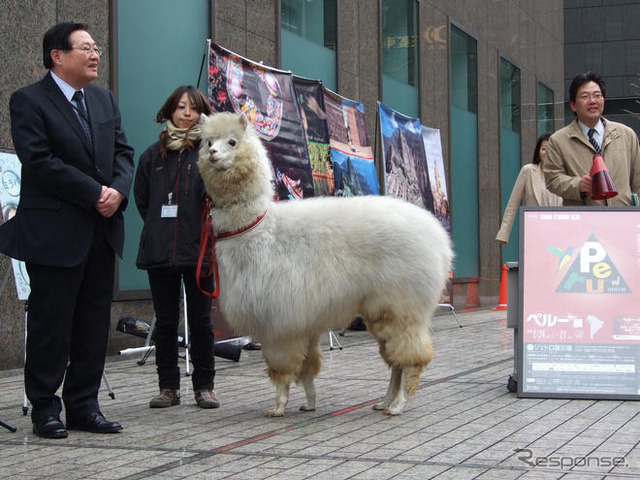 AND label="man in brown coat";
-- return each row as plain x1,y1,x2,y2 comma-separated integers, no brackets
544,71,640,206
